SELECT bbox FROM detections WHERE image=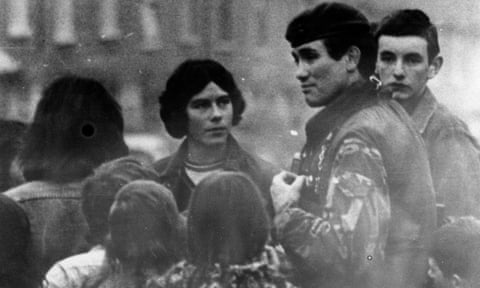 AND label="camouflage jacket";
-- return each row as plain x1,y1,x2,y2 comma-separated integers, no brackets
147,246,296,288
276,82,436,288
